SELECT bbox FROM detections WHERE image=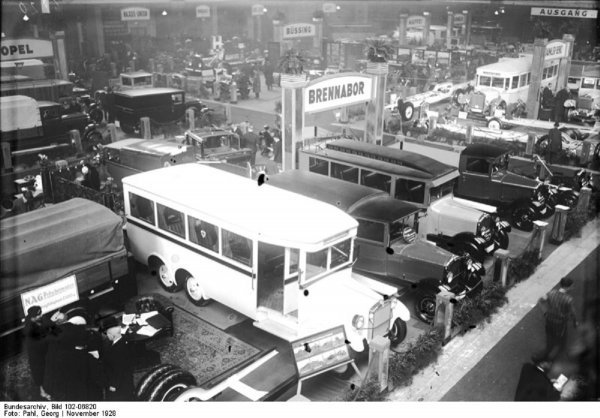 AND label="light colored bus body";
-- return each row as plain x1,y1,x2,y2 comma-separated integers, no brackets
122,163,406,350
475,55,560,106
